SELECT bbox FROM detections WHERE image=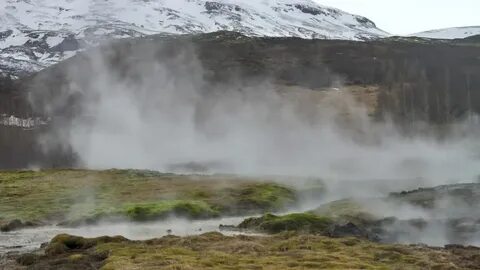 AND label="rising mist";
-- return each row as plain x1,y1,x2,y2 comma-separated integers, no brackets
28,39,480,188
